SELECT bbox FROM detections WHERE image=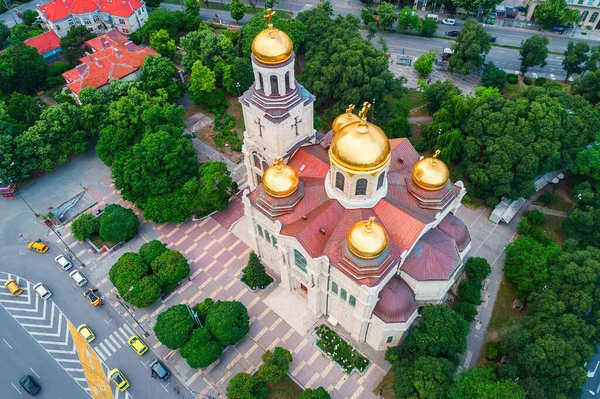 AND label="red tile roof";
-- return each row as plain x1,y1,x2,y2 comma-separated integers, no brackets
38,0,144,23
24,31,61,55
437,213,471,252
401,228,461,281
62,30,157,94
373,276,417,323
